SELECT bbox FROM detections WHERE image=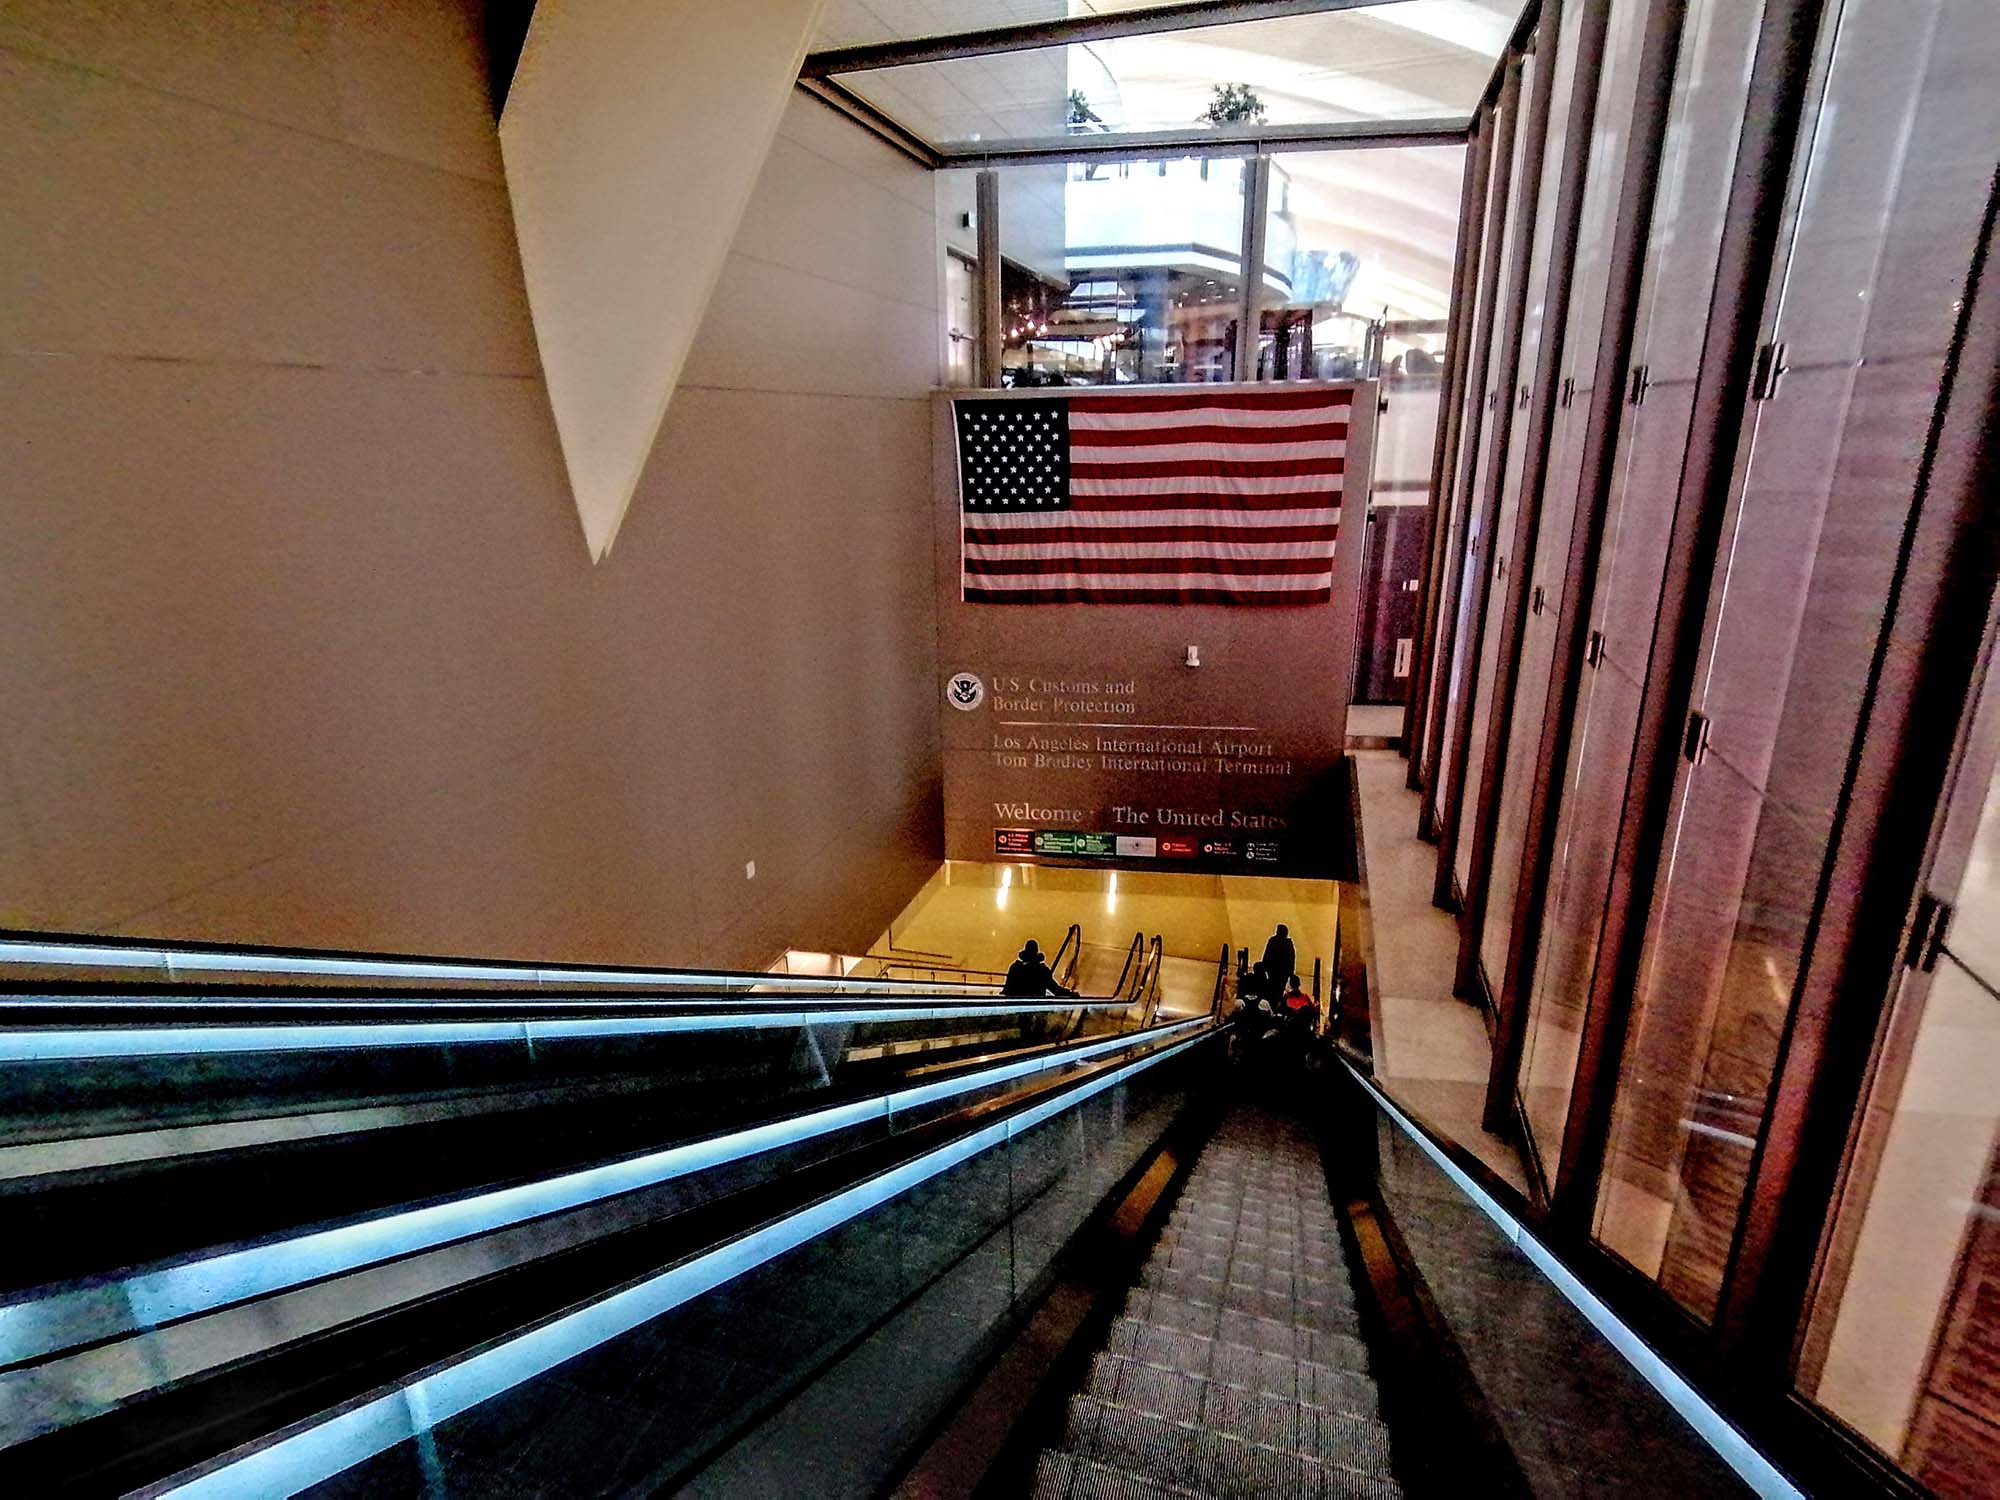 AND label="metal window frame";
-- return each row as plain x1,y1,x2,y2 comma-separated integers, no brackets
1553,0,1832,1250
1432,19,1559,915
1454,0,1612,1130
1484,0,1693,1177
1403,116,1494,780
1417,64,1525,839
1715,143,2000,1387
794,4,1495,395
801,0,1418,76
